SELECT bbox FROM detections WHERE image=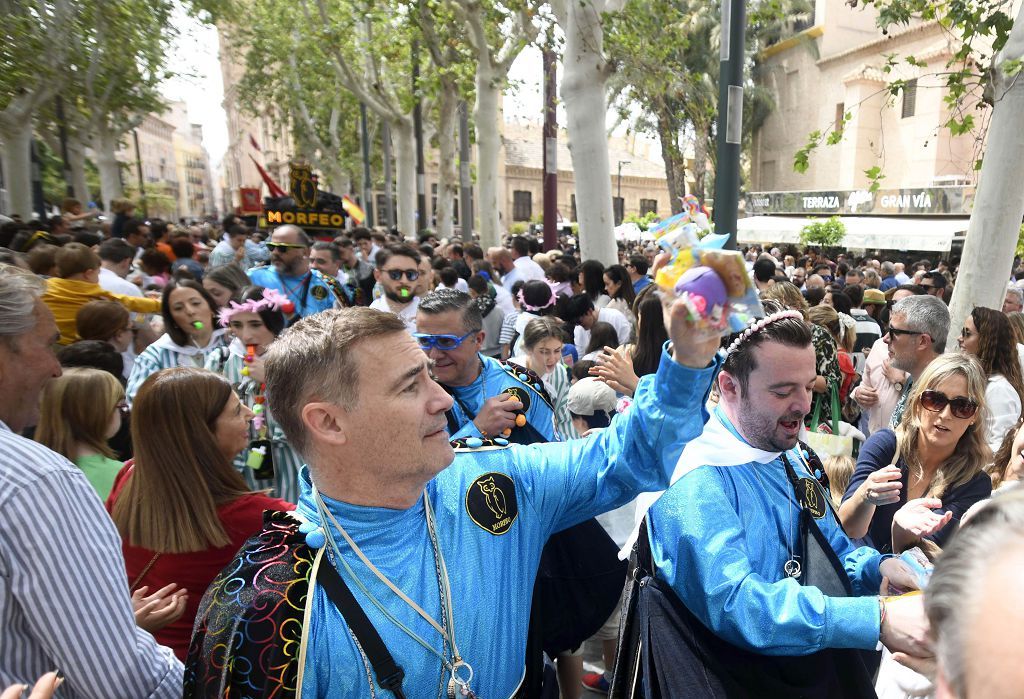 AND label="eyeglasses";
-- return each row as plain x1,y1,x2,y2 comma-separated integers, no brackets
920,390,978,419
887,326,924,338
412,331,475,351
919,283,935,290
385,268,421,282
266,242,306,251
